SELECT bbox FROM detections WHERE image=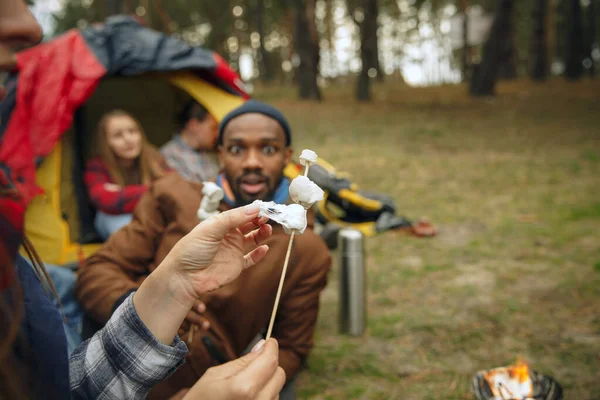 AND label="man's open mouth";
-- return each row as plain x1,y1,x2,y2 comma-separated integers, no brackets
239,175,267,195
